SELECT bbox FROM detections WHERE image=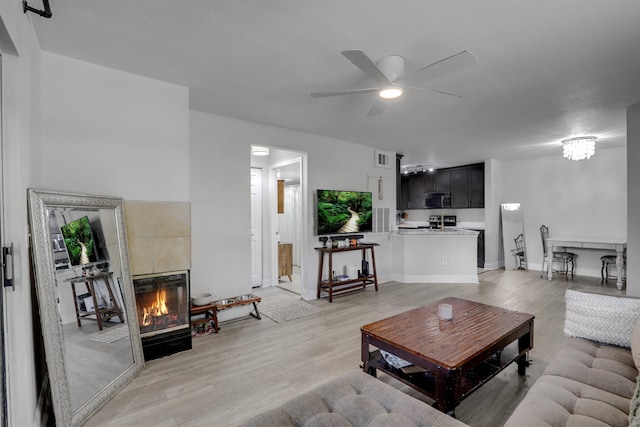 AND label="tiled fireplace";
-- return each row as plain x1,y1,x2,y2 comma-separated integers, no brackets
133,270,191,360
124,200,193,361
